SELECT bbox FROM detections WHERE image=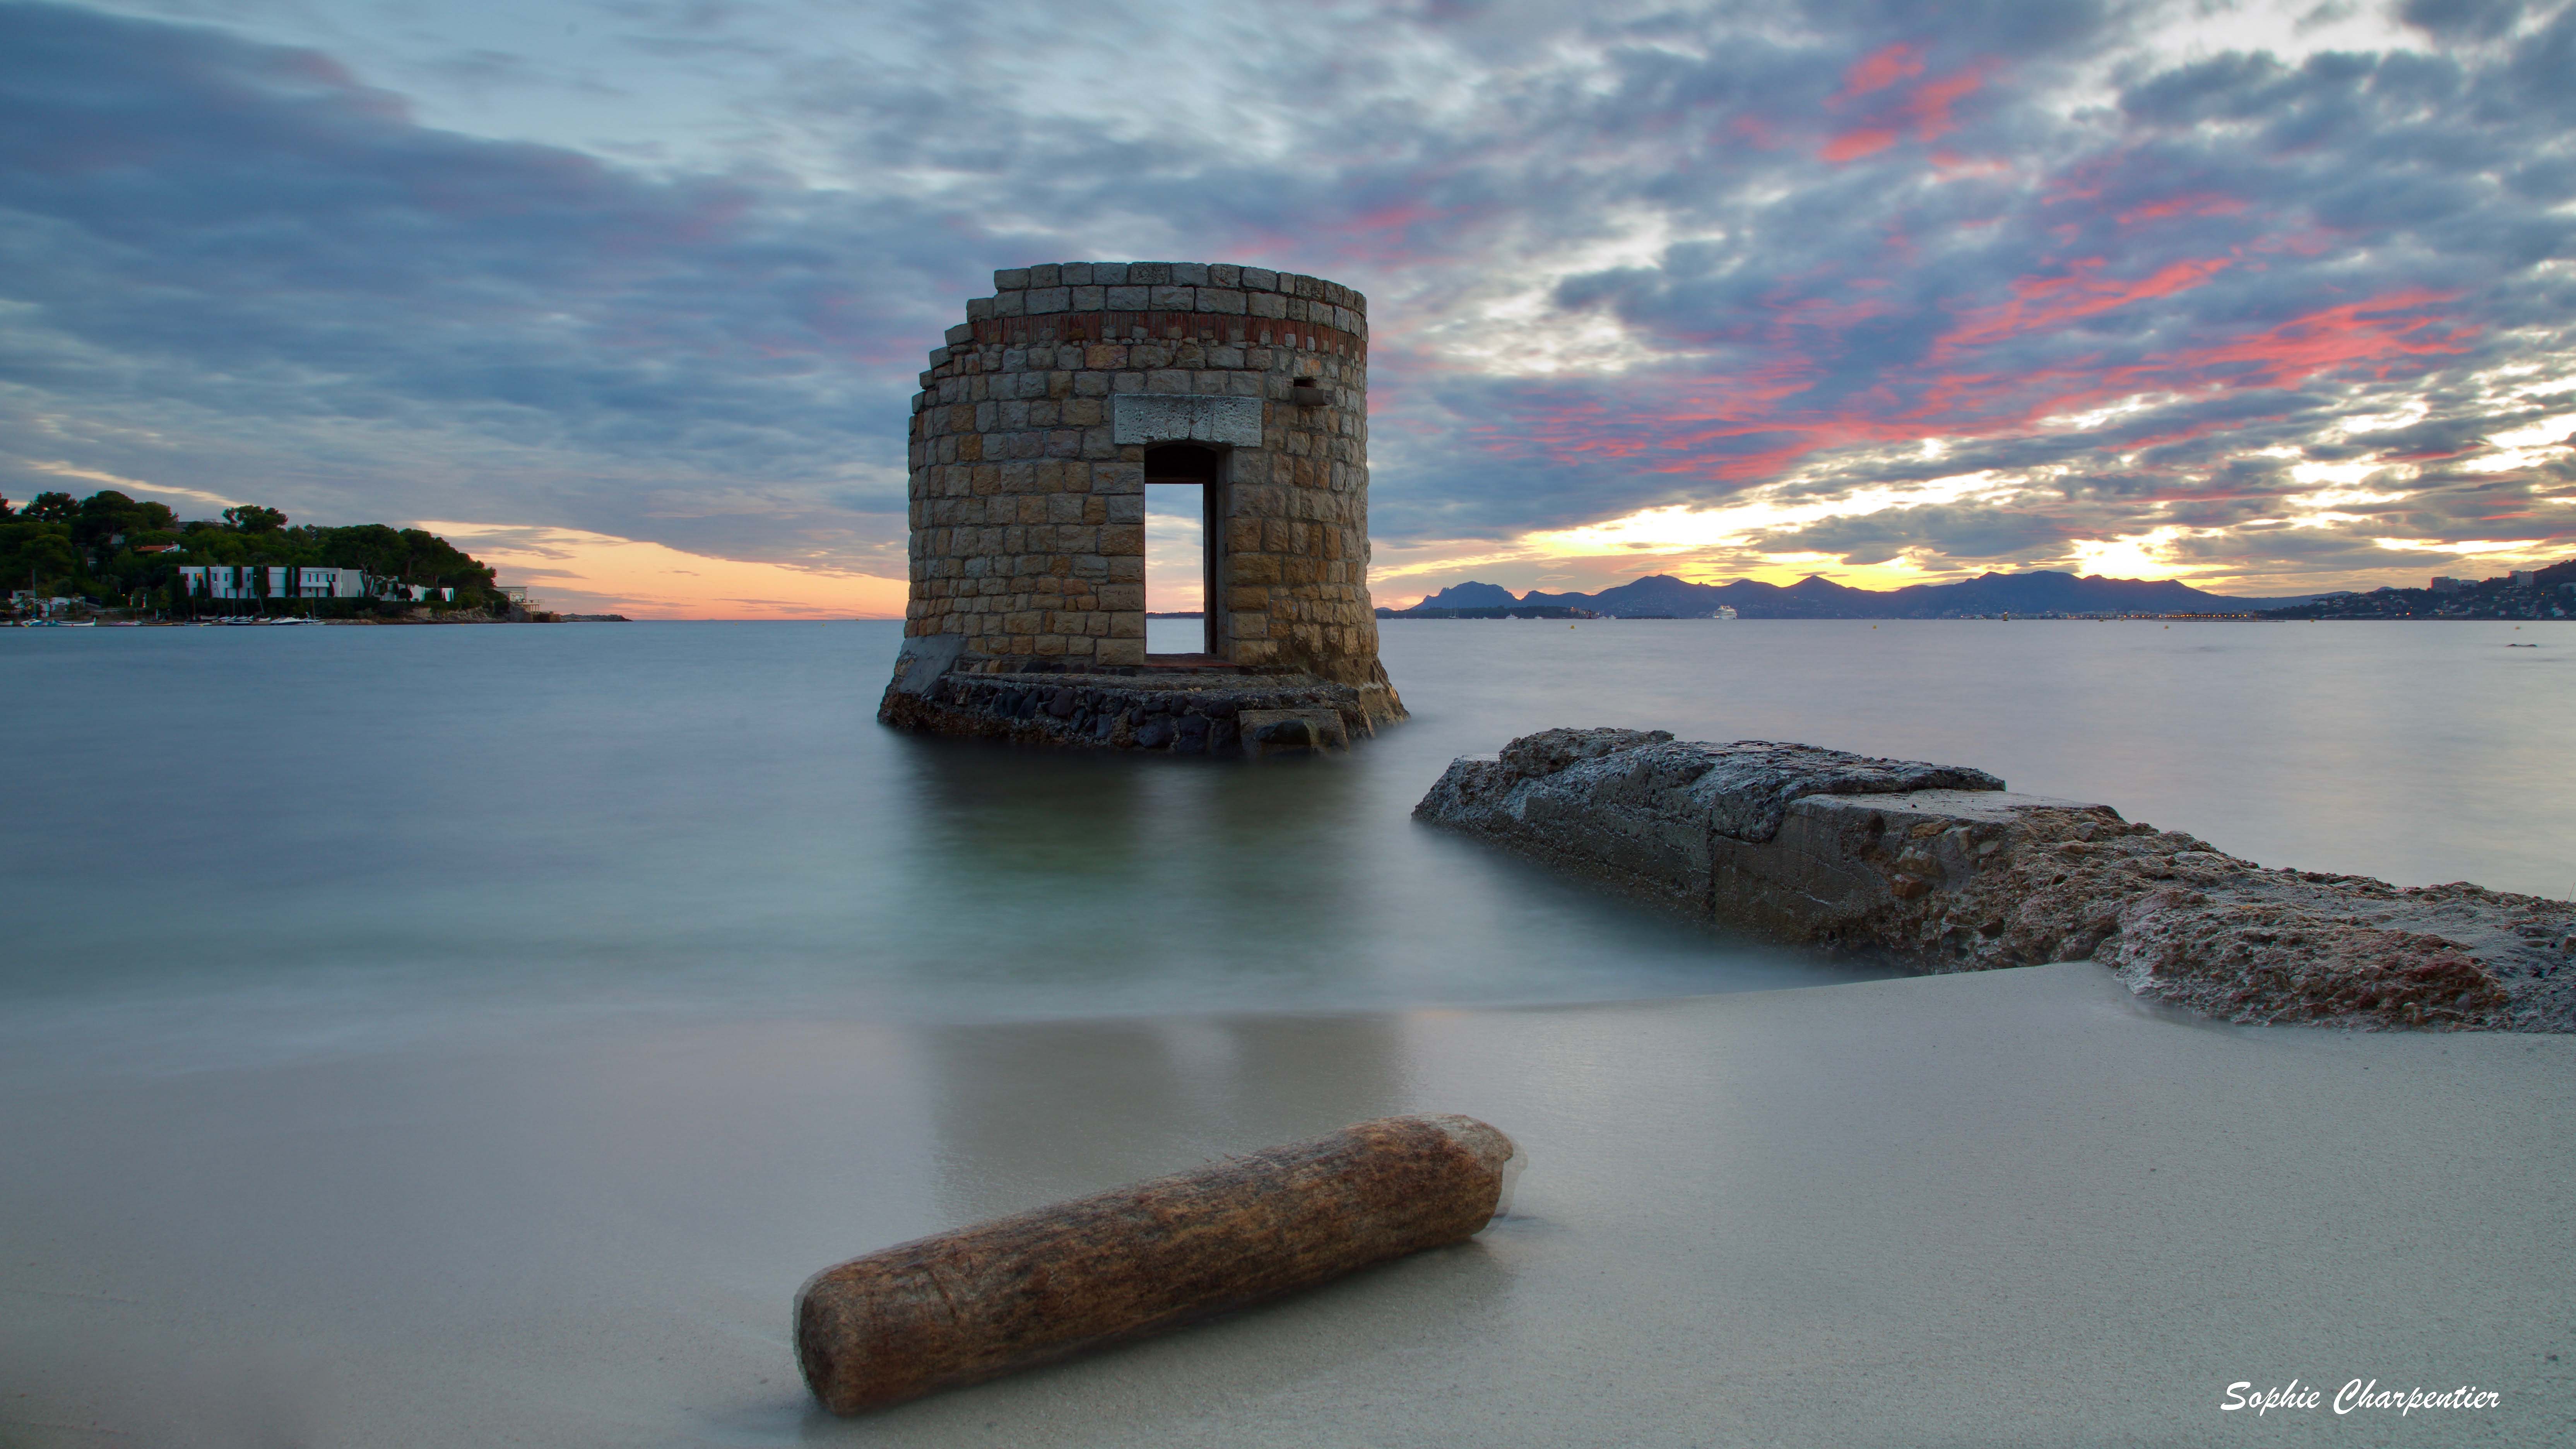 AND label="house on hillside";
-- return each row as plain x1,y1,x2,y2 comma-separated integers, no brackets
176,566,434,602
